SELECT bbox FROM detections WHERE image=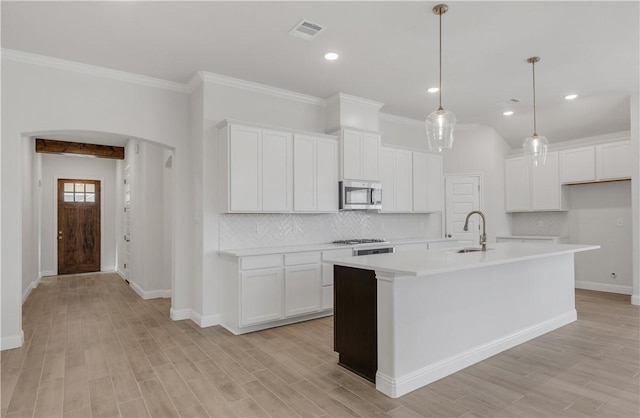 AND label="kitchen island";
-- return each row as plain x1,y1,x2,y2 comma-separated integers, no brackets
325,242,599,398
